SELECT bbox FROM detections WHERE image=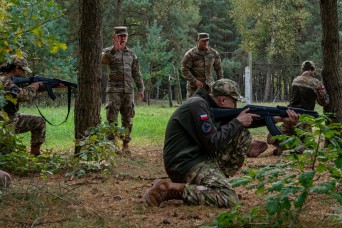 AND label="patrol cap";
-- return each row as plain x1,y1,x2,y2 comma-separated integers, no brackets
198,33,209,41
211,79,245,102
9,55,32,73
301,60,315,71
114,26,128,35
